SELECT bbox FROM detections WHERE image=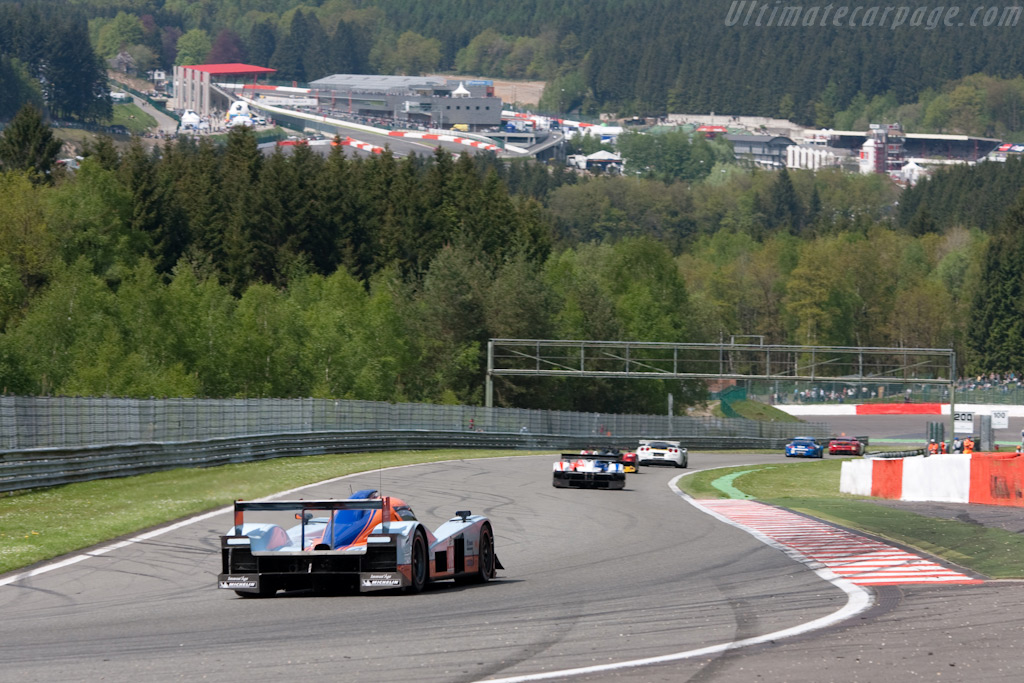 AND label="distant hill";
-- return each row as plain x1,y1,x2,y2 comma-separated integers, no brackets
16,0,1024,126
